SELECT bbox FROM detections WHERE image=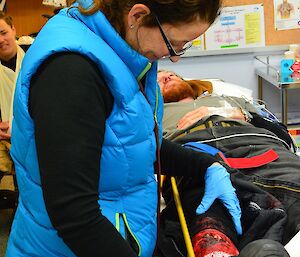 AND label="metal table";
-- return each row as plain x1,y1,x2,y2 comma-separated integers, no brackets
255,55,300,126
